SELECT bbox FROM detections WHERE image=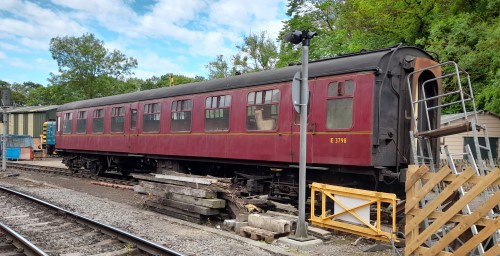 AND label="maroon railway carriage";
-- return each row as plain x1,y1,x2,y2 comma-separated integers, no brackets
56,45,441,197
